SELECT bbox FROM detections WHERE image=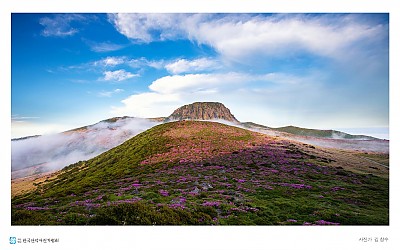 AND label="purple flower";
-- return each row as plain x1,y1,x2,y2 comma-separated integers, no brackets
315,220,340,225
159,189,169,196
94,195,104,201
177,177,187,182
245,207,259,212
279,183,312,189
202,201,220,207
331,186,345,192
169,204,185,209
110,197,142,205
230,207,247,213
26,206,49,211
